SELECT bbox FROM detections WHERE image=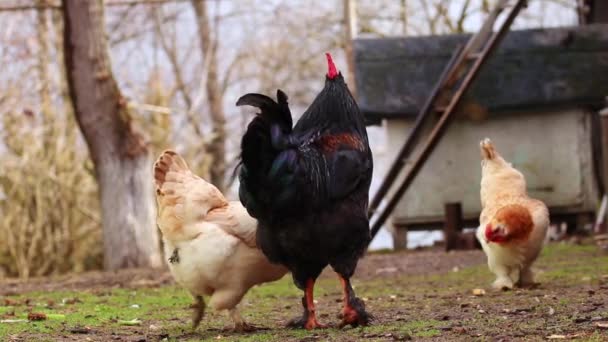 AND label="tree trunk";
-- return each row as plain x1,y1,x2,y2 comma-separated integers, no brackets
191,0,226,191
62,0,162,270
